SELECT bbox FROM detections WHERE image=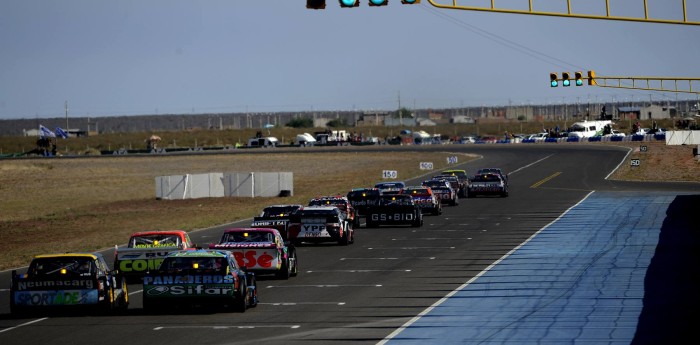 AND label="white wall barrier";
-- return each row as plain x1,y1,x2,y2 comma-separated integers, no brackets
156,172,293,200
666,131,700,145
